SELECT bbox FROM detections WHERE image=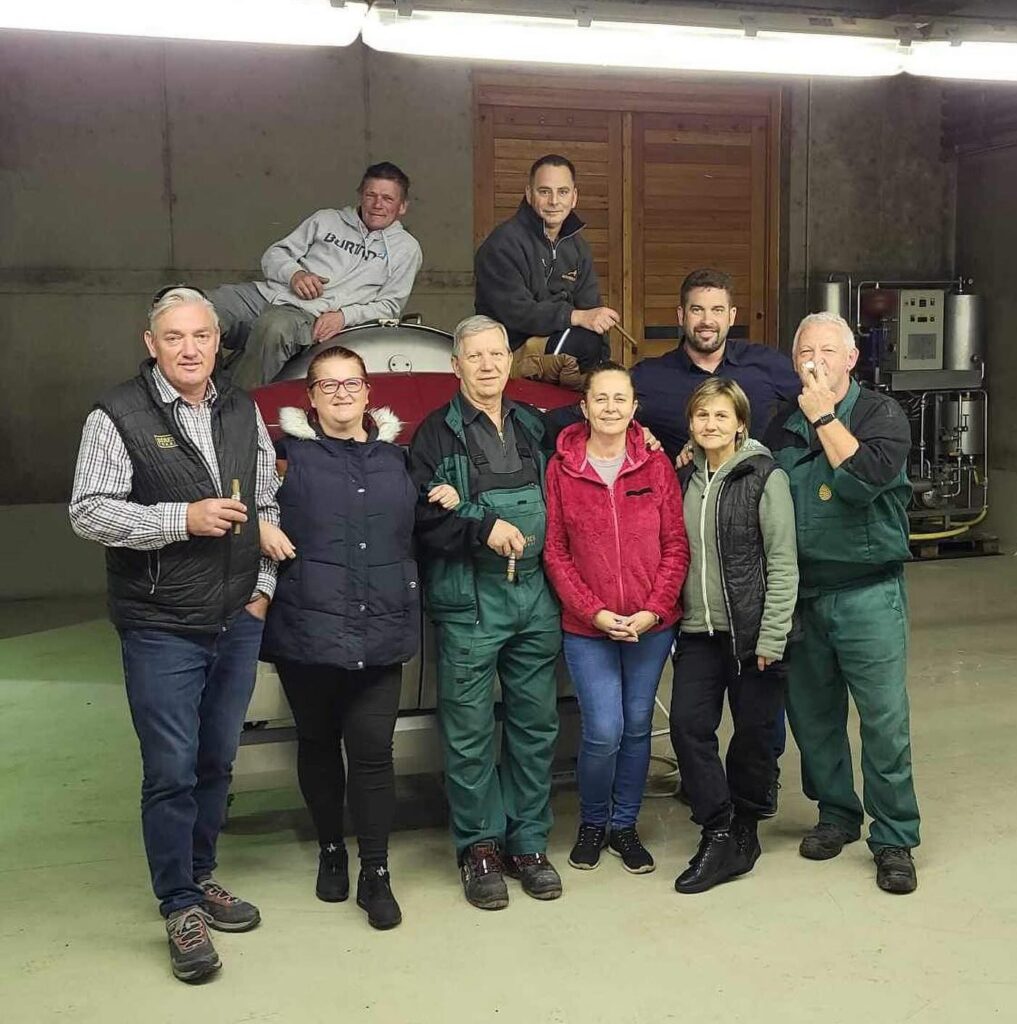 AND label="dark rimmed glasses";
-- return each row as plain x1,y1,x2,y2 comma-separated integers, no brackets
309,377,367,396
